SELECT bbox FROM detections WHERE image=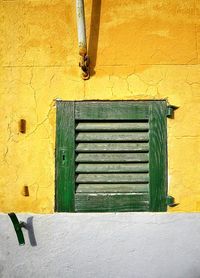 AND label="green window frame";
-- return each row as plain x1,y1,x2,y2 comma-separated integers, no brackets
55,100,168,212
